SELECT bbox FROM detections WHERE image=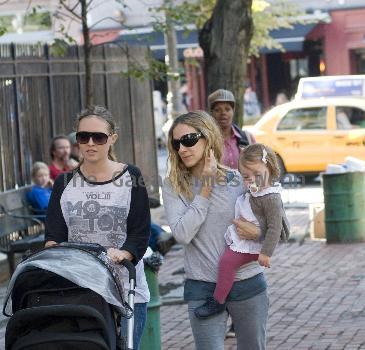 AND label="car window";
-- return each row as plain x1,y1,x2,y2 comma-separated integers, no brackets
277,107,327,131
336,107,365,130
